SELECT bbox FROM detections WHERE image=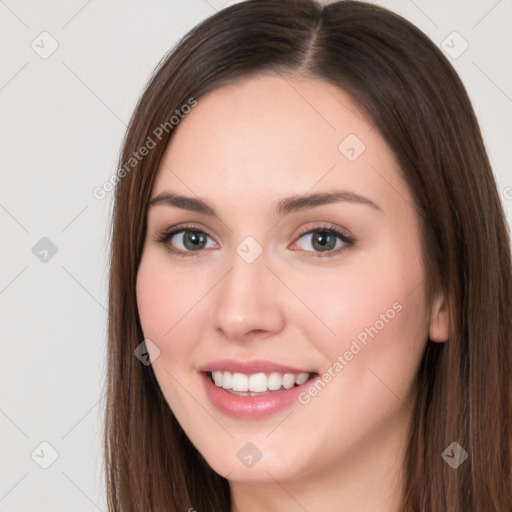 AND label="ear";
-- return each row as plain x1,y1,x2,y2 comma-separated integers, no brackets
429,293,449,342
